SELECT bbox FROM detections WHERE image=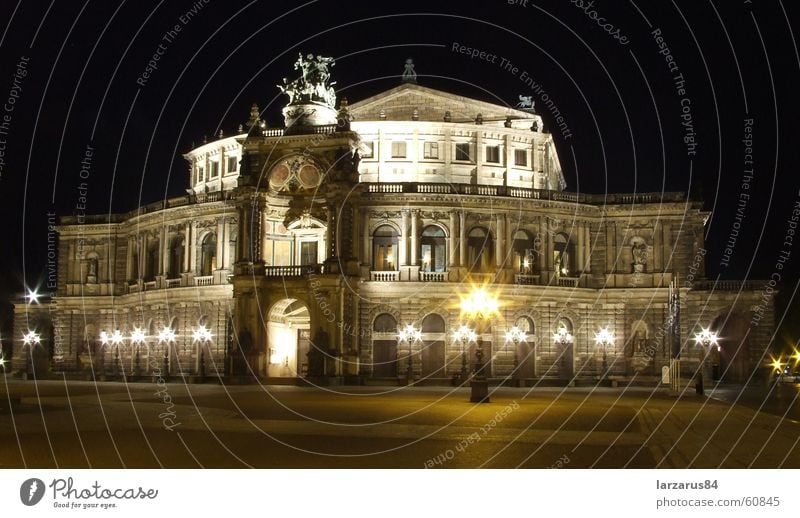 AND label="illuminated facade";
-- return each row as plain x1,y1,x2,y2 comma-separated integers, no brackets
12,56,774,385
